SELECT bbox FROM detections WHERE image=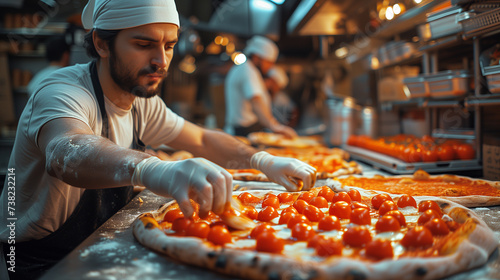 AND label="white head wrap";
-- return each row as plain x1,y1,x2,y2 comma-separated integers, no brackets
244,36,279,62
268,66,288,89
82,0,180,30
